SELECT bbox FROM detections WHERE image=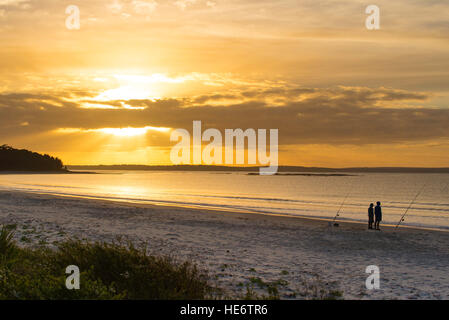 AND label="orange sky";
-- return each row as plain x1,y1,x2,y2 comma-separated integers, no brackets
1,0,449,166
